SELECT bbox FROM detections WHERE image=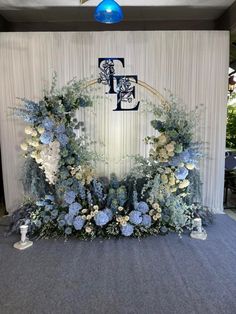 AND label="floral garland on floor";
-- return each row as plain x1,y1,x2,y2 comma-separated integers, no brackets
13,77,211,239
